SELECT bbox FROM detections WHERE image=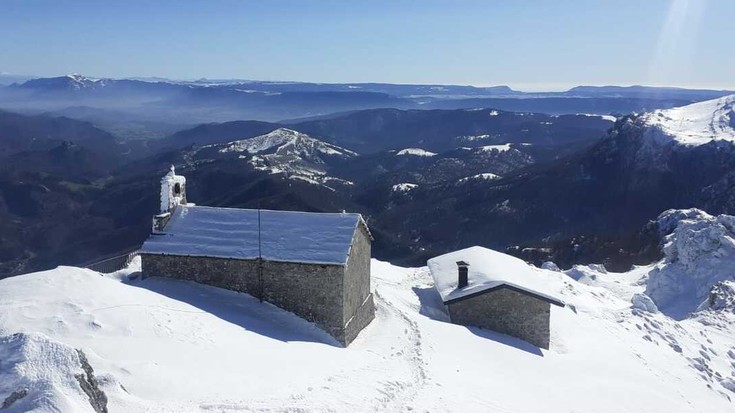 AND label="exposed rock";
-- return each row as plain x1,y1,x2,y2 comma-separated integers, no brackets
700,281,735,312
1,389,27,410
631,293,659,313
655,208,712,235
74,349,109,413
565,264,607,281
